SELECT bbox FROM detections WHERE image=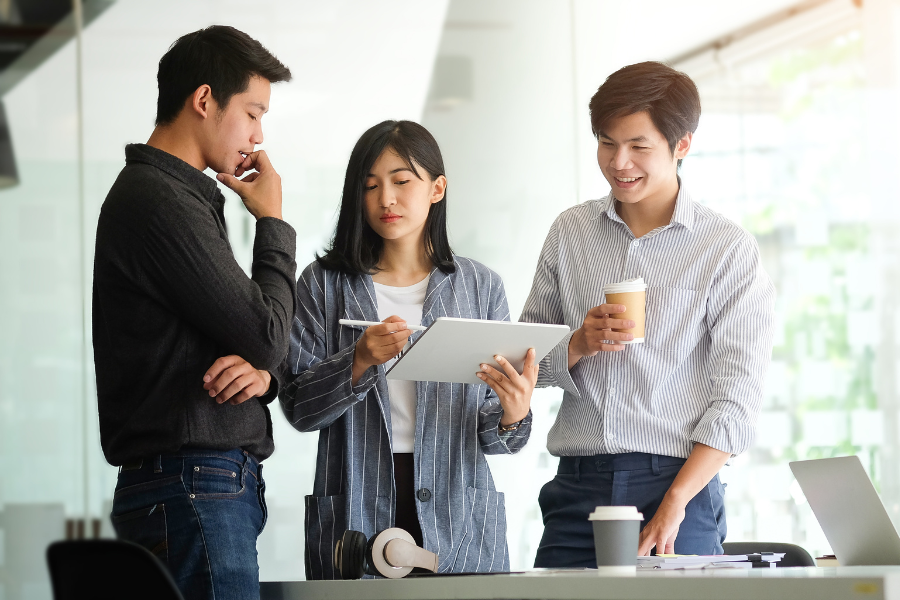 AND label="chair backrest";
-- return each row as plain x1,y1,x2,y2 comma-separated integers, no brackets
46,539,184,600
721,541,816,567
